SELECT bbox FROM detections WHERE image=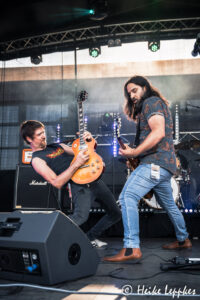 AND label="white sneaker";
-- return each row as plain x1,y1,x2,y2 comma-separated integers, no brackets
91,239,108,248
